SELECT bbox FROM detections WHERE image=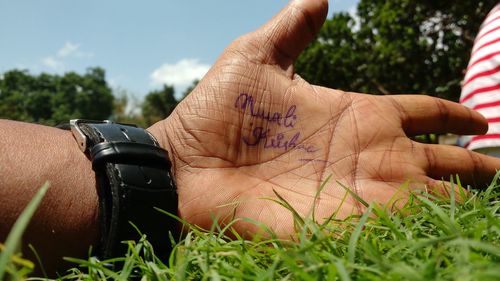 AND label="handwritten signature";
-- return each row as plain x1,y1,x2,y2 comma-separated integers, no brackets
235,93,297,128
242,127,317,153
